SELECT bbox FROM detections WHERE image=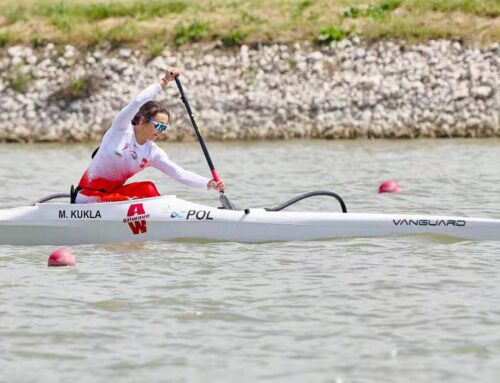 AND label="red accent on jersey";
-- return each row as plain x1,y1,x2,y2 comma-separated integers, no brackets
78,170,122,193
78,181,160,202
